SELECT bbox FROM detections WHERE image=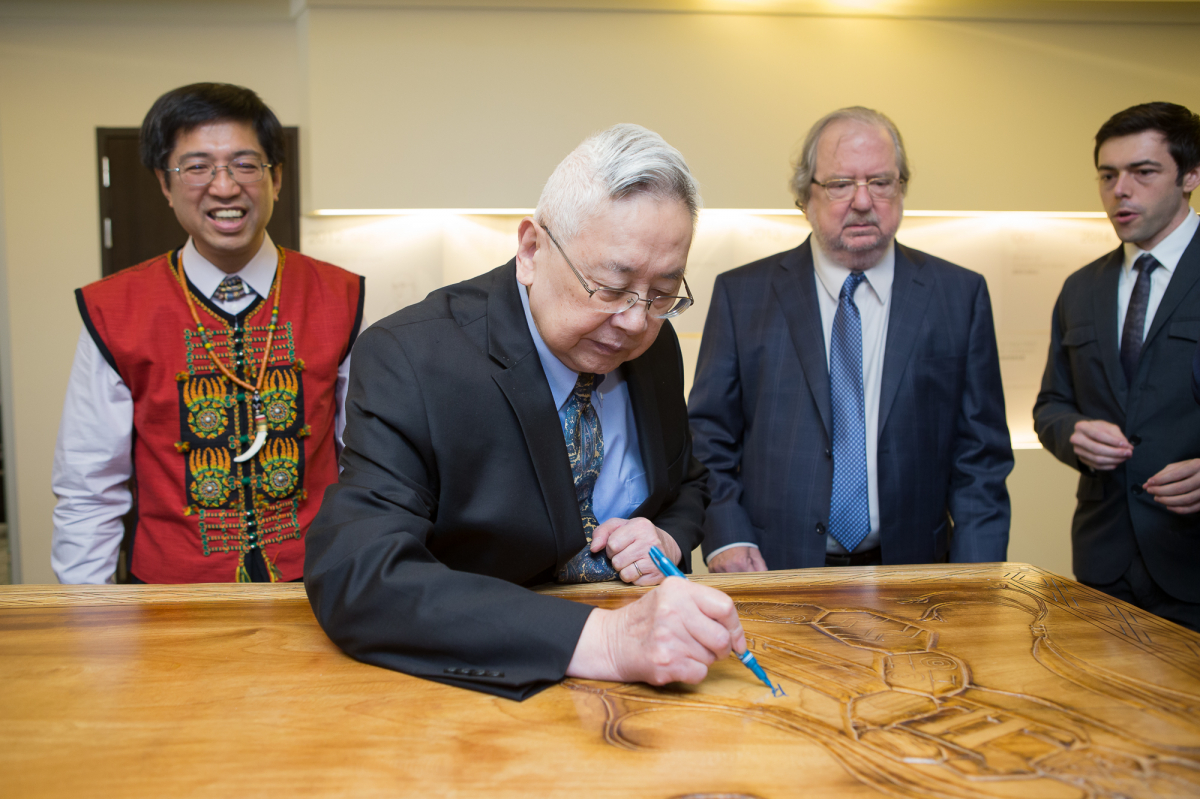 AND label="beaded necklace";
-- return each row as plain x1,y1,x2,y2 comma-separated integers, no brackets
172,247,284,463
